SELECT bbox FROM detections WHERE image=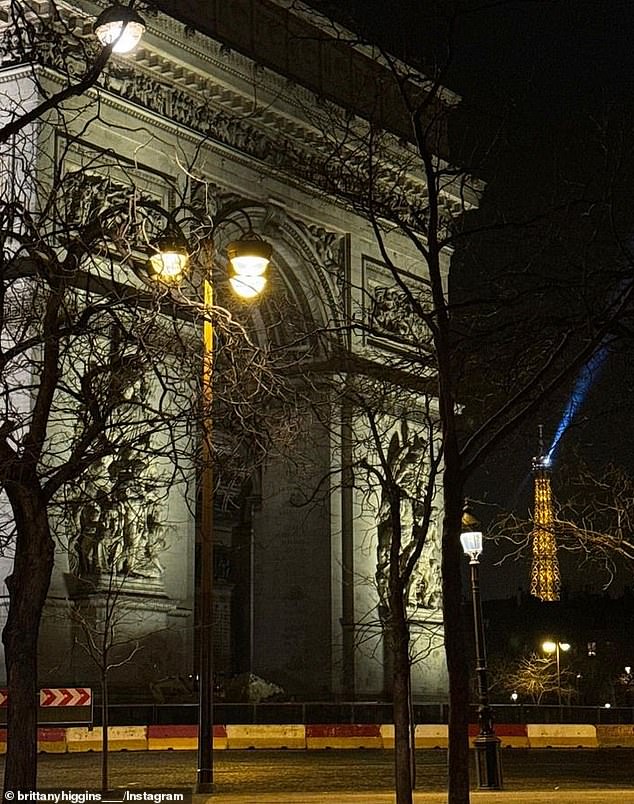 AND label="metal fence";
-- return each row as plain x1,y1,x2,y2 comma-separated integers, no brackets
97,701,634,727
